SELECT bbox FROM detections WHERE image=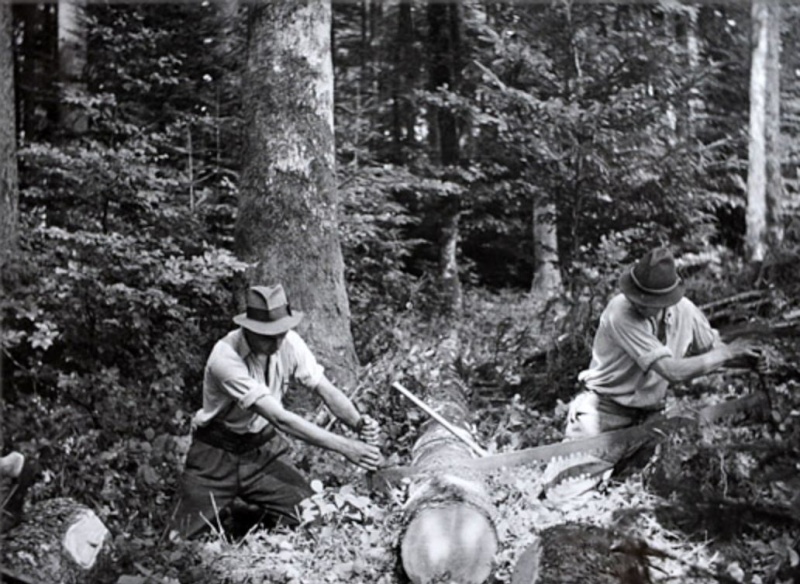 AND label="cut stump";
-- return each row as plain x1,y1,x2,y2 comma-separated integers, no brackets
1,497,112,584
